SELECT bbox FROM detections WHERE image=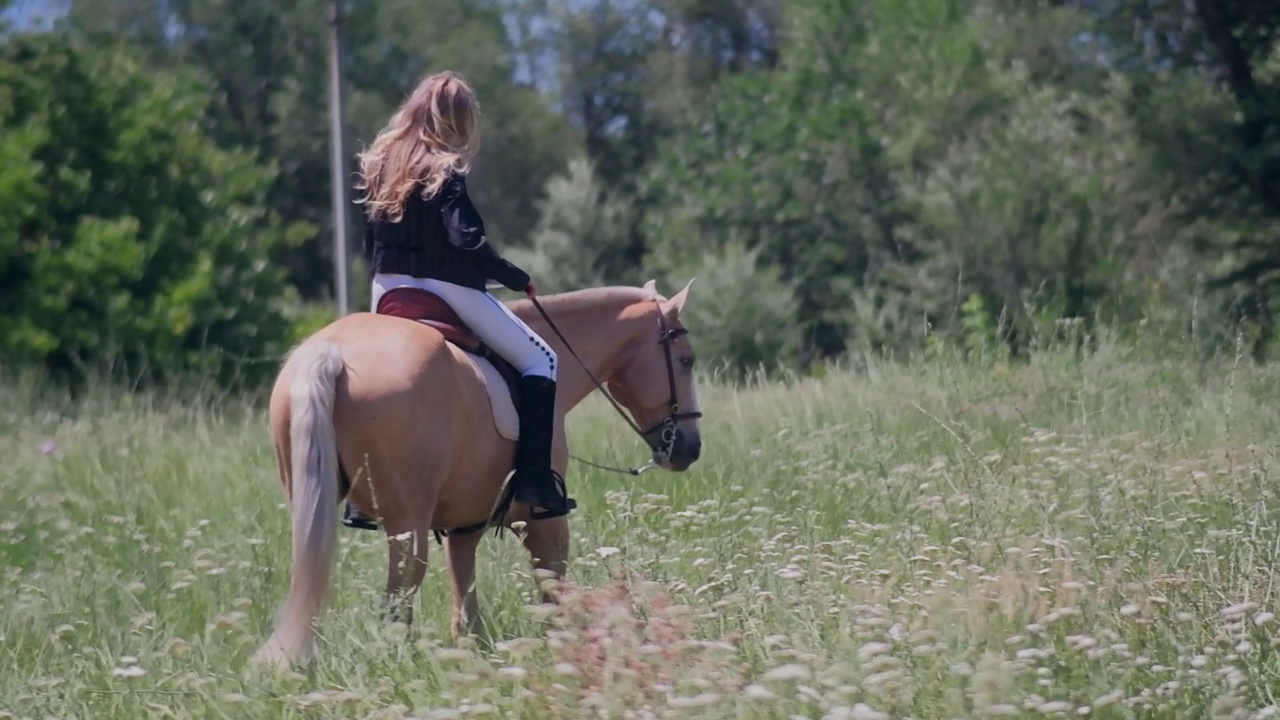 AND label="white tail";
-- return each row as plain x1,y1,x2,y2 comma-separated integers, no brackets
253,341,345,669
